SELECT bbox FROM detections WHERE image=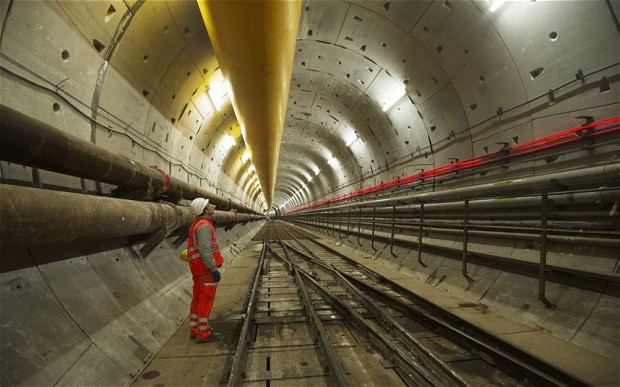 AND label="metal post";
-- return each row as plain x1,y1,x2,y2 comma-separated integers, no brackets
539,192,554,309
390,205,396,256
357,207,362,245
338,209,343,239
462,200,473,283
346,208,351,240
371,207,377,250
417,203,427,267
